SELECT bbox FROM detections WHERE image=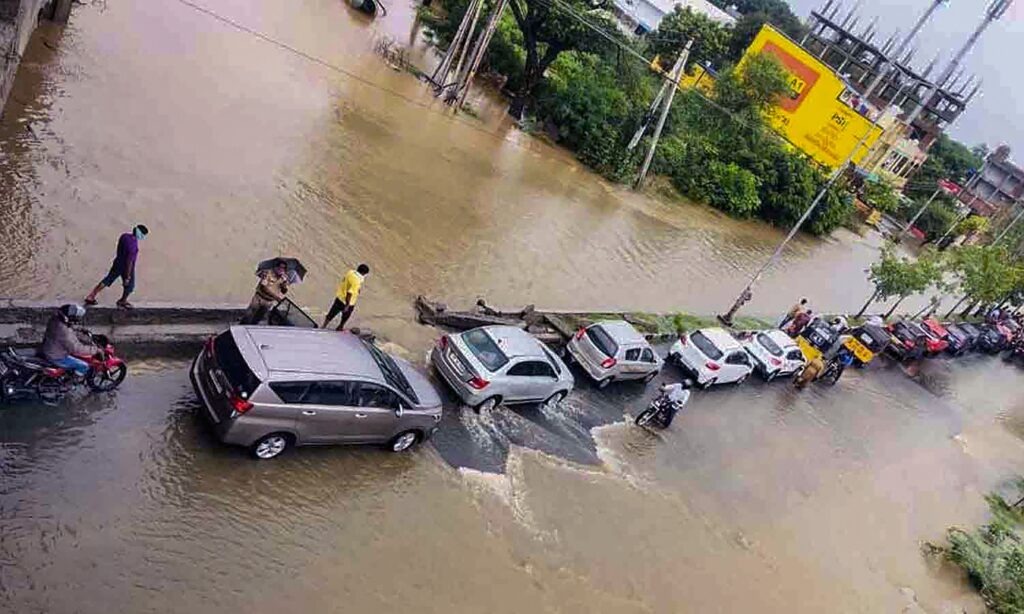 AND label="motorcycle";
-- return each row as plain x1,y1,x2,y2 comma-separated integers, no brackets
0,331,127,403
820,346,856,386
634,388,690,430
